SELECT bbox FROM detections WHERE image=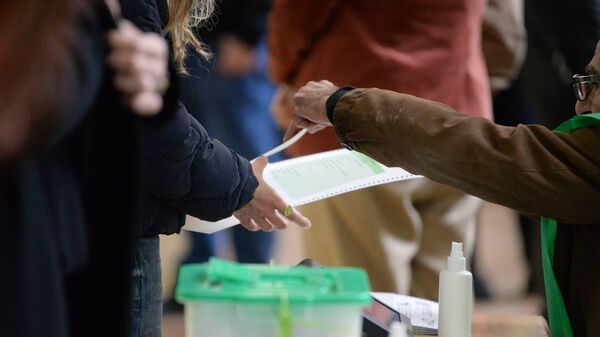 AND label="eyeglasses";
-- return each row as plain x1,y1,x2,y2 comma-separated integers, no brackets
572,74,599,101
